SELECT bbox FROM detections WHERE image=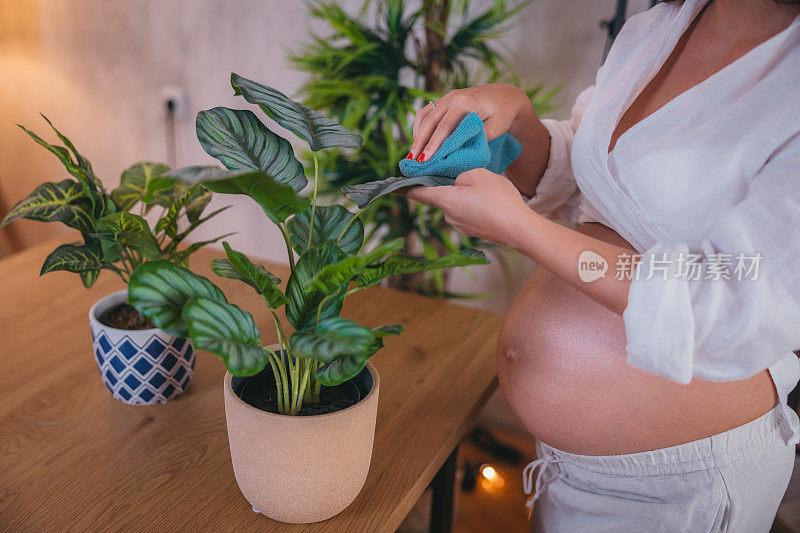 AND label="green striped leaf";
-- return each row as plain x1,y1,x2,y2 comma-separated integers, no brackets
196,107,307,193
165,166,309,224
111,162,172,210
93,211,162,260
0,180,93,234
149,183,211,222
231,73,362,151
80,269,100,289
287,204,363,255
304,237,404,293
40,241,105,288
356,249,489,288
342,175,453,209
183,295,270,376
315,335,385,387
210,242,287,308
18,116,102,191
154,184,202,238
127,261,227,337
312,324,401,386
285,241,347,331
290,317,374,361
